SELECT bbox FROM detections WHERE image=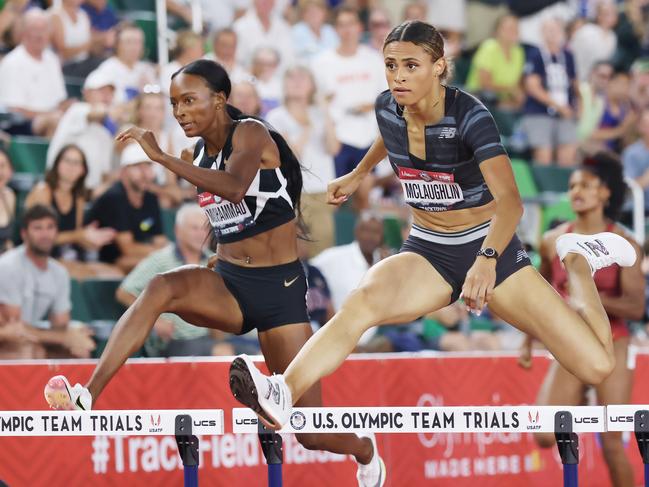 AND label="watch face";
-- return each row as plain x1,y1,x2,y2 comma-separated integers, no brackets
482,248,495,257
